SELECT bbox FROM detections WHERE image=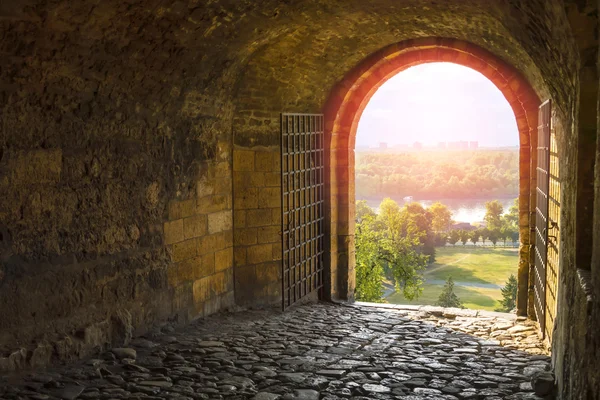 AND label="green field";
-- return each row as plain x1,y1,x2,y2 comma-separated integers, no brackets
386,246,518,311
